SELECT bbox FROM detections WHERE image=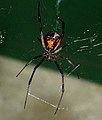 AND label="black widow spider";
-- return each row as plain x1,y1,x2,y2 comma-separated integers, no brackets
16,0,75,115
